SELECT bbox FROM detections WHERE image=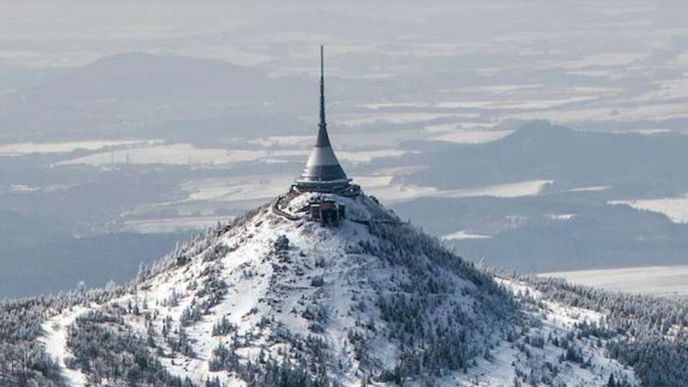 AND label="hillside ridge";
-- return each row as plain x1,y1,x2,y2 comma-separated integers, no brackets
25,189,639,386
